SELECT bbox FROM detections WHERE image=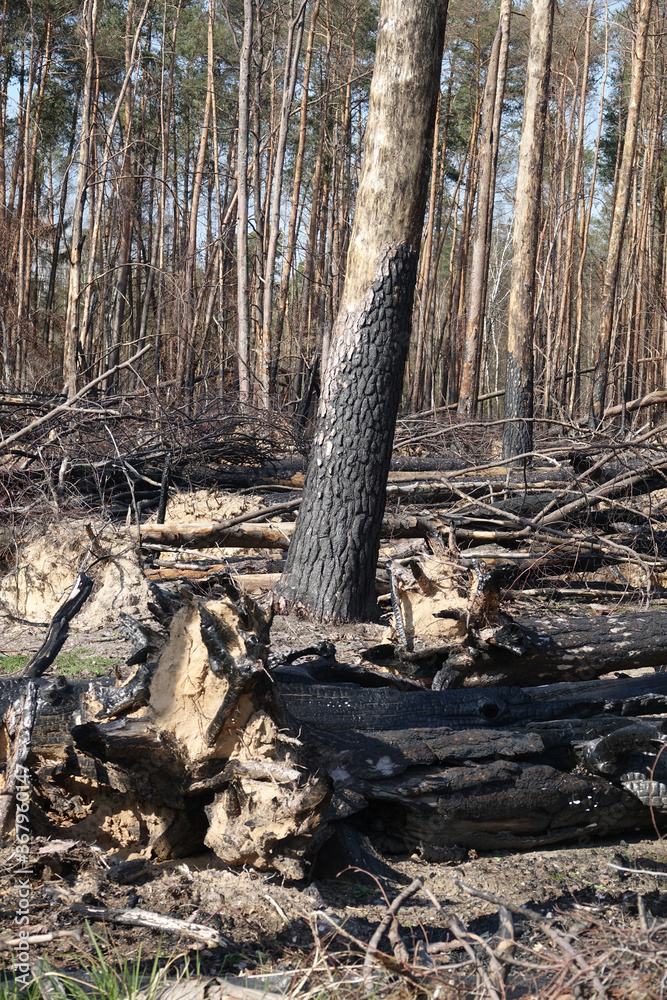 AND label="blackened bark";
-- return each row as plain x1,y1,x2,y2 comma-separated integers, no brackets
278,245,417,621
